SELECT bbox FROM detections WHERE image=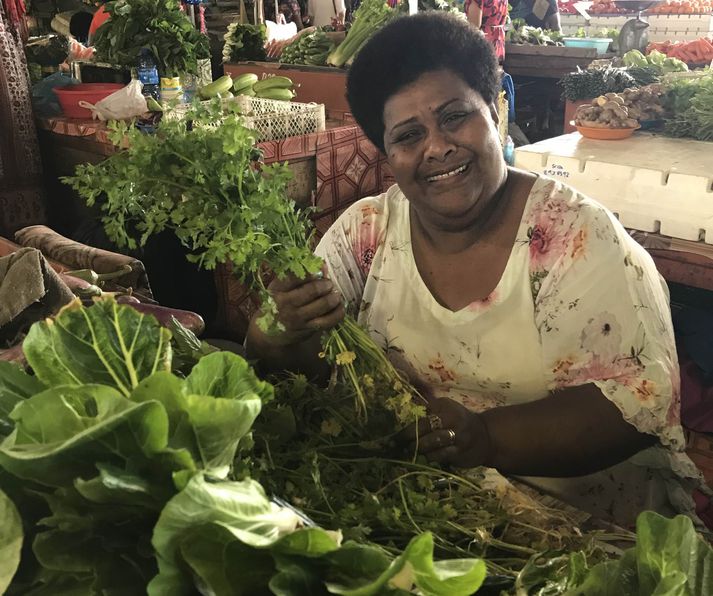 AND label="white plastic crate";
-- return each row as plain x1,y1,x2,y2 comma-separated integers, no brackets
514,132,713,243
166,95,326,142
